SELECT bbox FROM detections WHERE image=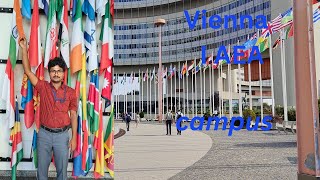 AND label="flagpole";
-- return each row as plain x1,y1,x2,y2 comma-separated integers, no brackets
257,31,263,119
213,64,215,115
147,69,149,120
154,71,157,120
166,71,169,113
174,66,177,114
195,61,198,117
203,66,206,115
139,70,141,113
142,71,144,116
192,62,195,118
178,62,181,111
131,73,133,115
268,35,275,116
186,61,189,117
220,66,224,116
171,64,173,113
149,70,152,120
281,30,288,122
237,40,243,117
134,72,136,118
183,66,185,115
200,64,203,115
249,58,252,110
209,59,212,115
